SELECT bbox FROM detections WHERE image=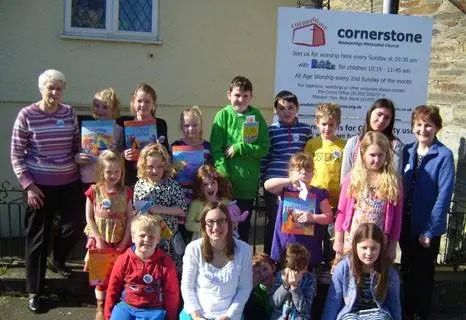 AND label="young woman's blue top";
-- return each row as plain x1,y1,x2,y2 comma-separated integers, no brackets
402,138,455,239
322,257,401,320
